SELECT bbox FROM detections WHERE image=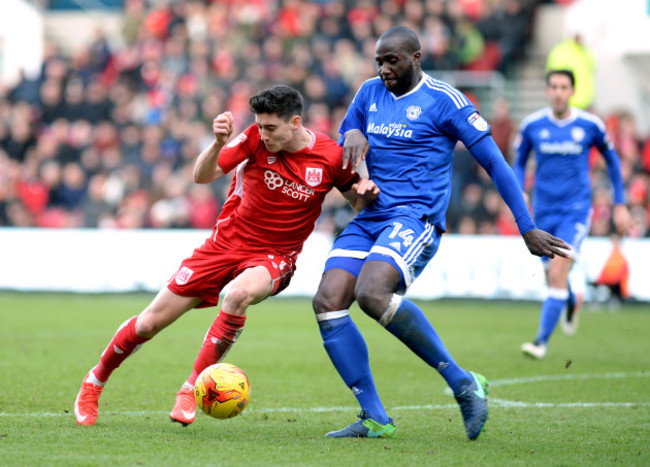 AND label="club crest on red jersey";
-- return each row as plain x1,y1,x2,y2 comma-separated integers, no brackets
305,167,323,187
175,266,194,285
